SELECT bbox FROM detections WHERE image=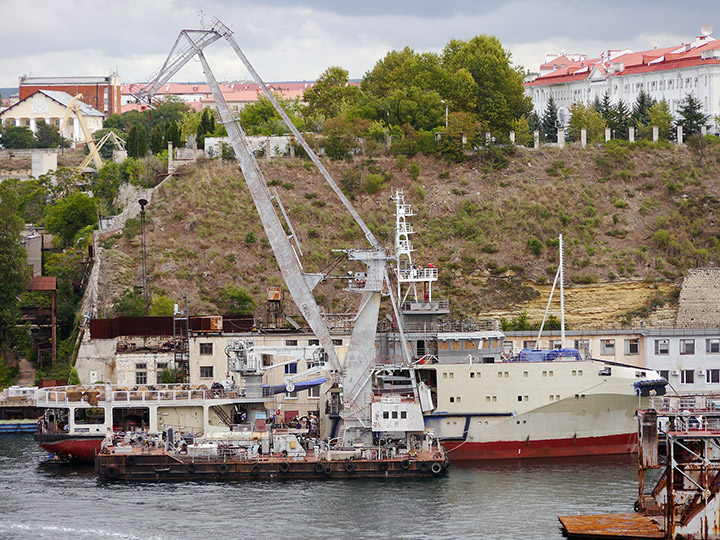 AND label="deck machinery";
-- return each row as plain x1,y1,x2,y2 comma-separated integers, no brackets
133,18,428,448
